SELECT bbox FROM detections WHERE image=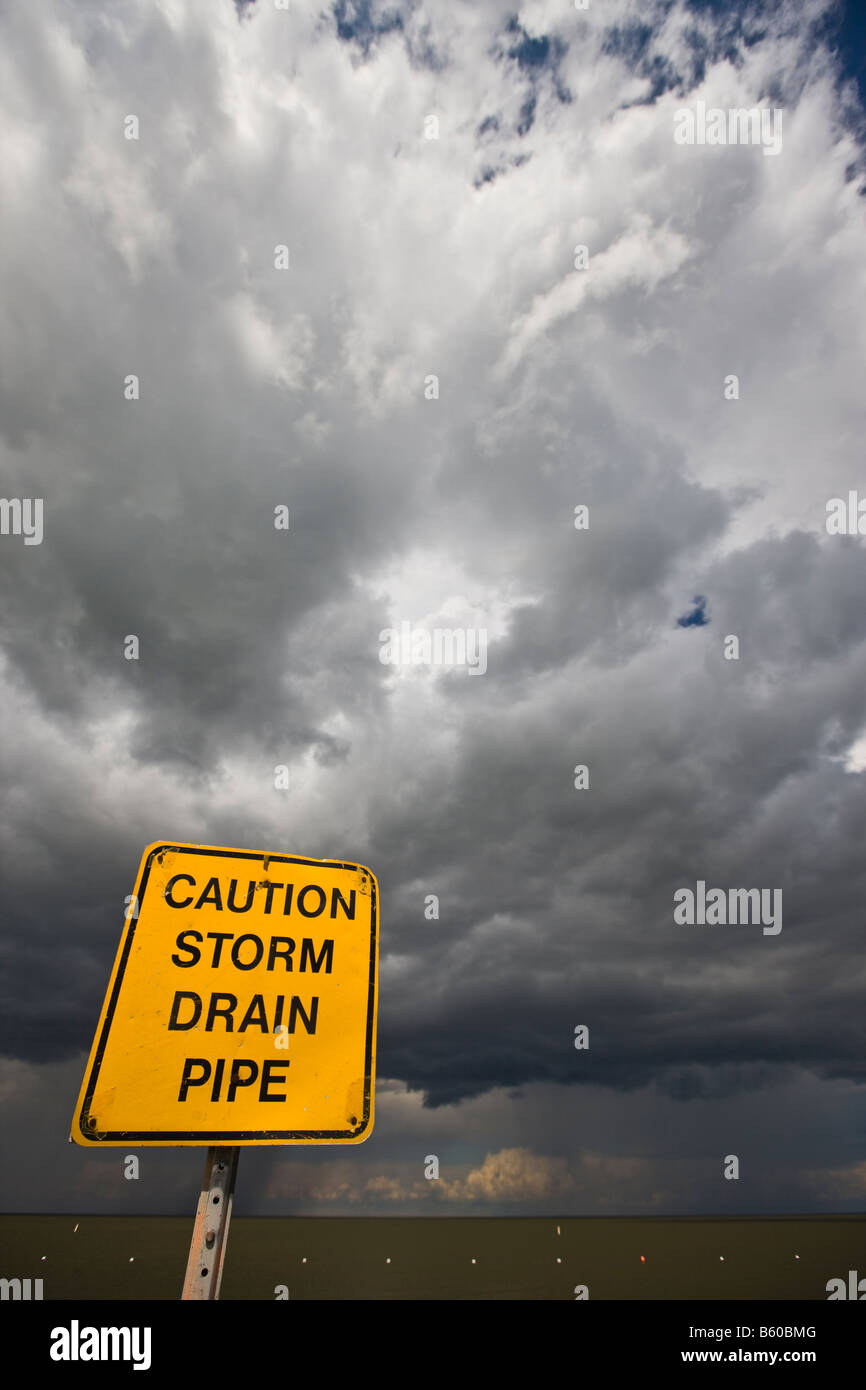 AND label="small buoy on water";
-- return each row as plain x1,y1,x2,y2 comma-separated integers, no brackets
386,1258,391,1264
129,1257,134,1263
556,1226,560,1235
471,1258,476,1264
640,1255,646,1263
